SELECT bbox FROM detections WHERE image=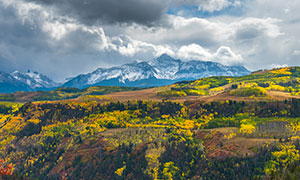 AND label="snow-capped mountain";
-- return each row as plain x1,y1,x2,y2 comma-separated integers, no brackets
11,70,59,90
0,70,59,93
64,54,251,88
0,72,32,93
63,61,162,88
149,54,181,79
